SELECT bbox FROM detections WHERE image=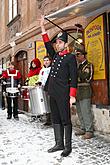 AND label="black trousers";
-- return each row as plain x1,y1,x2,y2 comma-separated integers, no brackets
50,96,71,125
2,86,6,108
6,97,18,117
2,95,5,108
